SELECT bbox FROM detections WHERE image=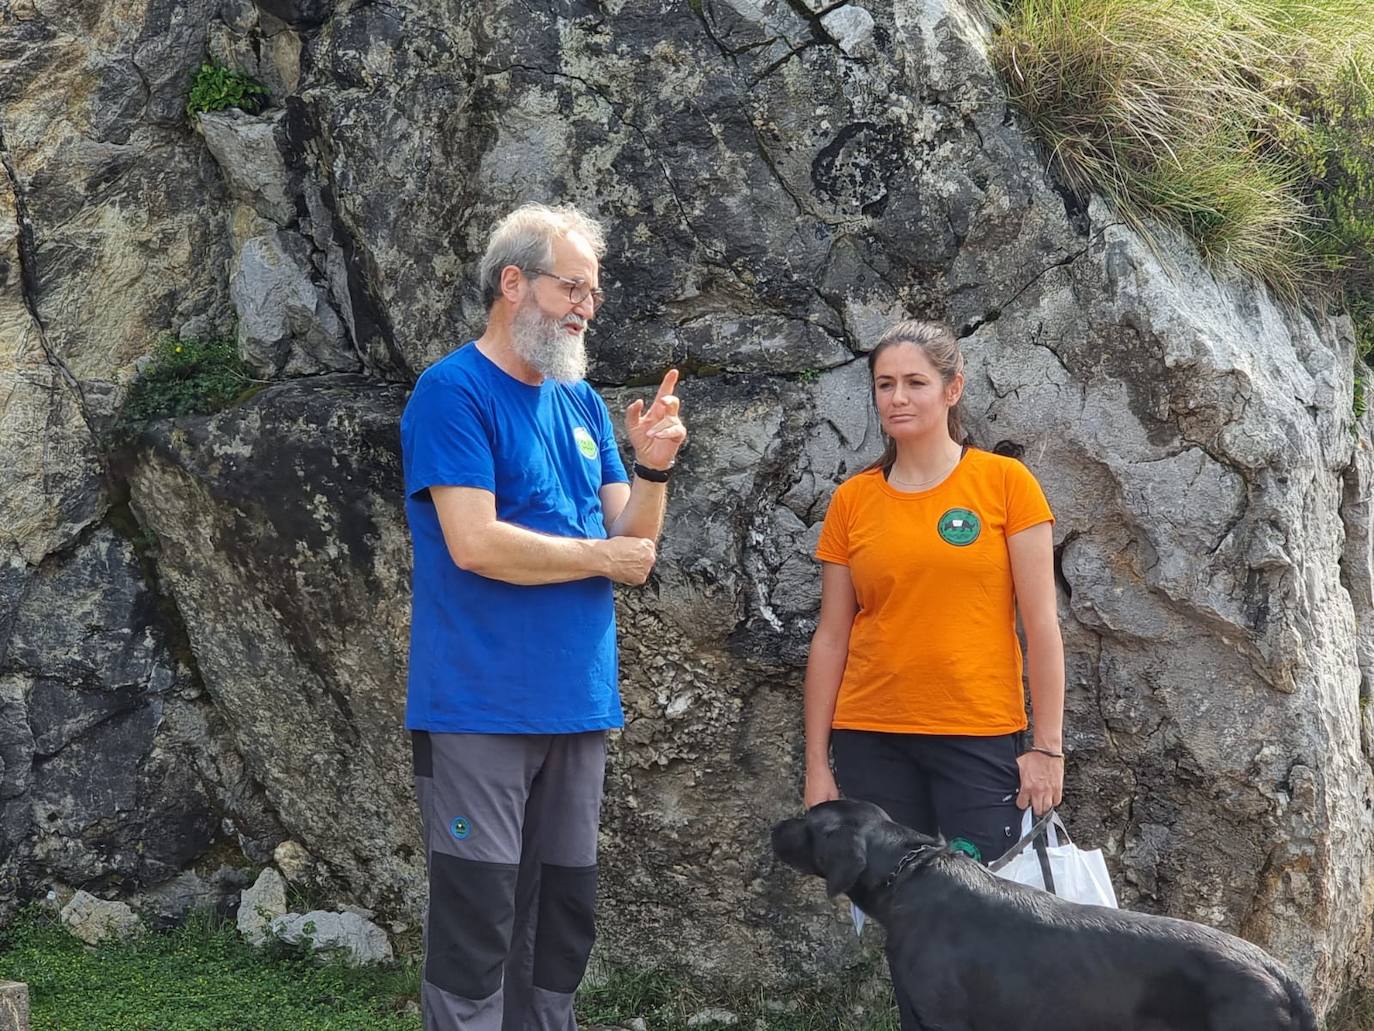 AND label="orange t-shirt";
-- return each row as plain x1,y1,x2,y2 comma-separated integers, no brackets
815,448,1054,736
